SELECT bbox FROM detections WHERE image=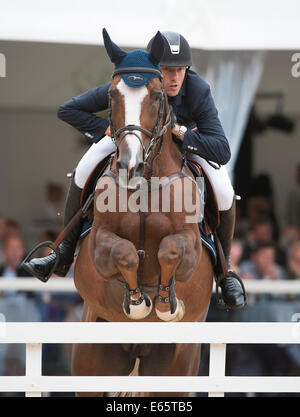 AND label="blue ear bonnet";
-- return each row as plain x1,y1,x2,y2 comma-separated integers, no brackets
115,50,162,88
